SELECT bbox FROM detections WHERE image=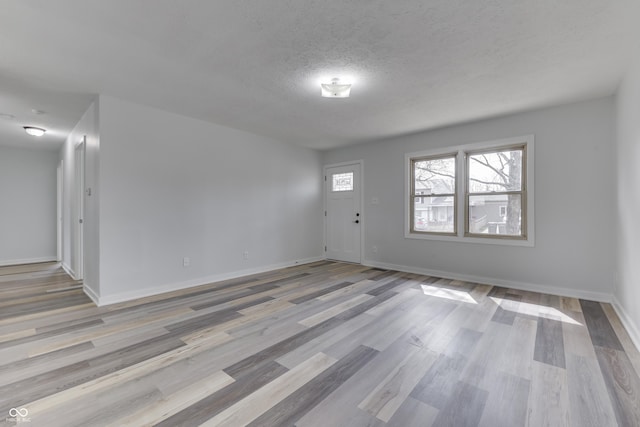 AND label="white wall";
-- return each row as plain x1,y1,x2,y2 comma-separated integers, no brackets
615,52,640,346
97,95,323,303
0,146,58,265
324,97,616,300
60,100,100,298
